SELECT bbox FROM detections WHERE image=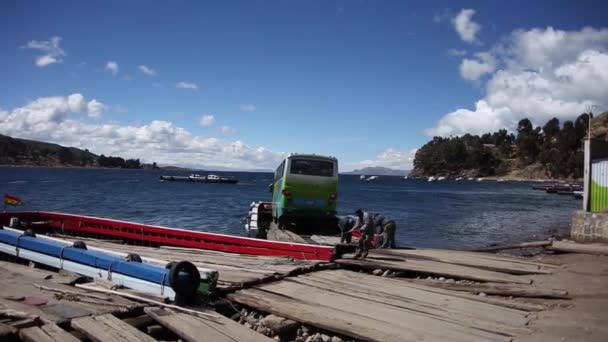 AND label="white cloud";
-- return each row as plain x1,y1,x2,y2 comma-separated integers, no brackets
427,26,608,137
221,126,238,134
23,36,65,67
453,9,481,44
86,99,105,119
459,52,496,80
0,94,105,136
0,95,285,169
199,114,215,126
357,148,417,170
425,100,512,137
105,61,119,76
138,65,157,76
240,104,257,112
176,81,198,91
